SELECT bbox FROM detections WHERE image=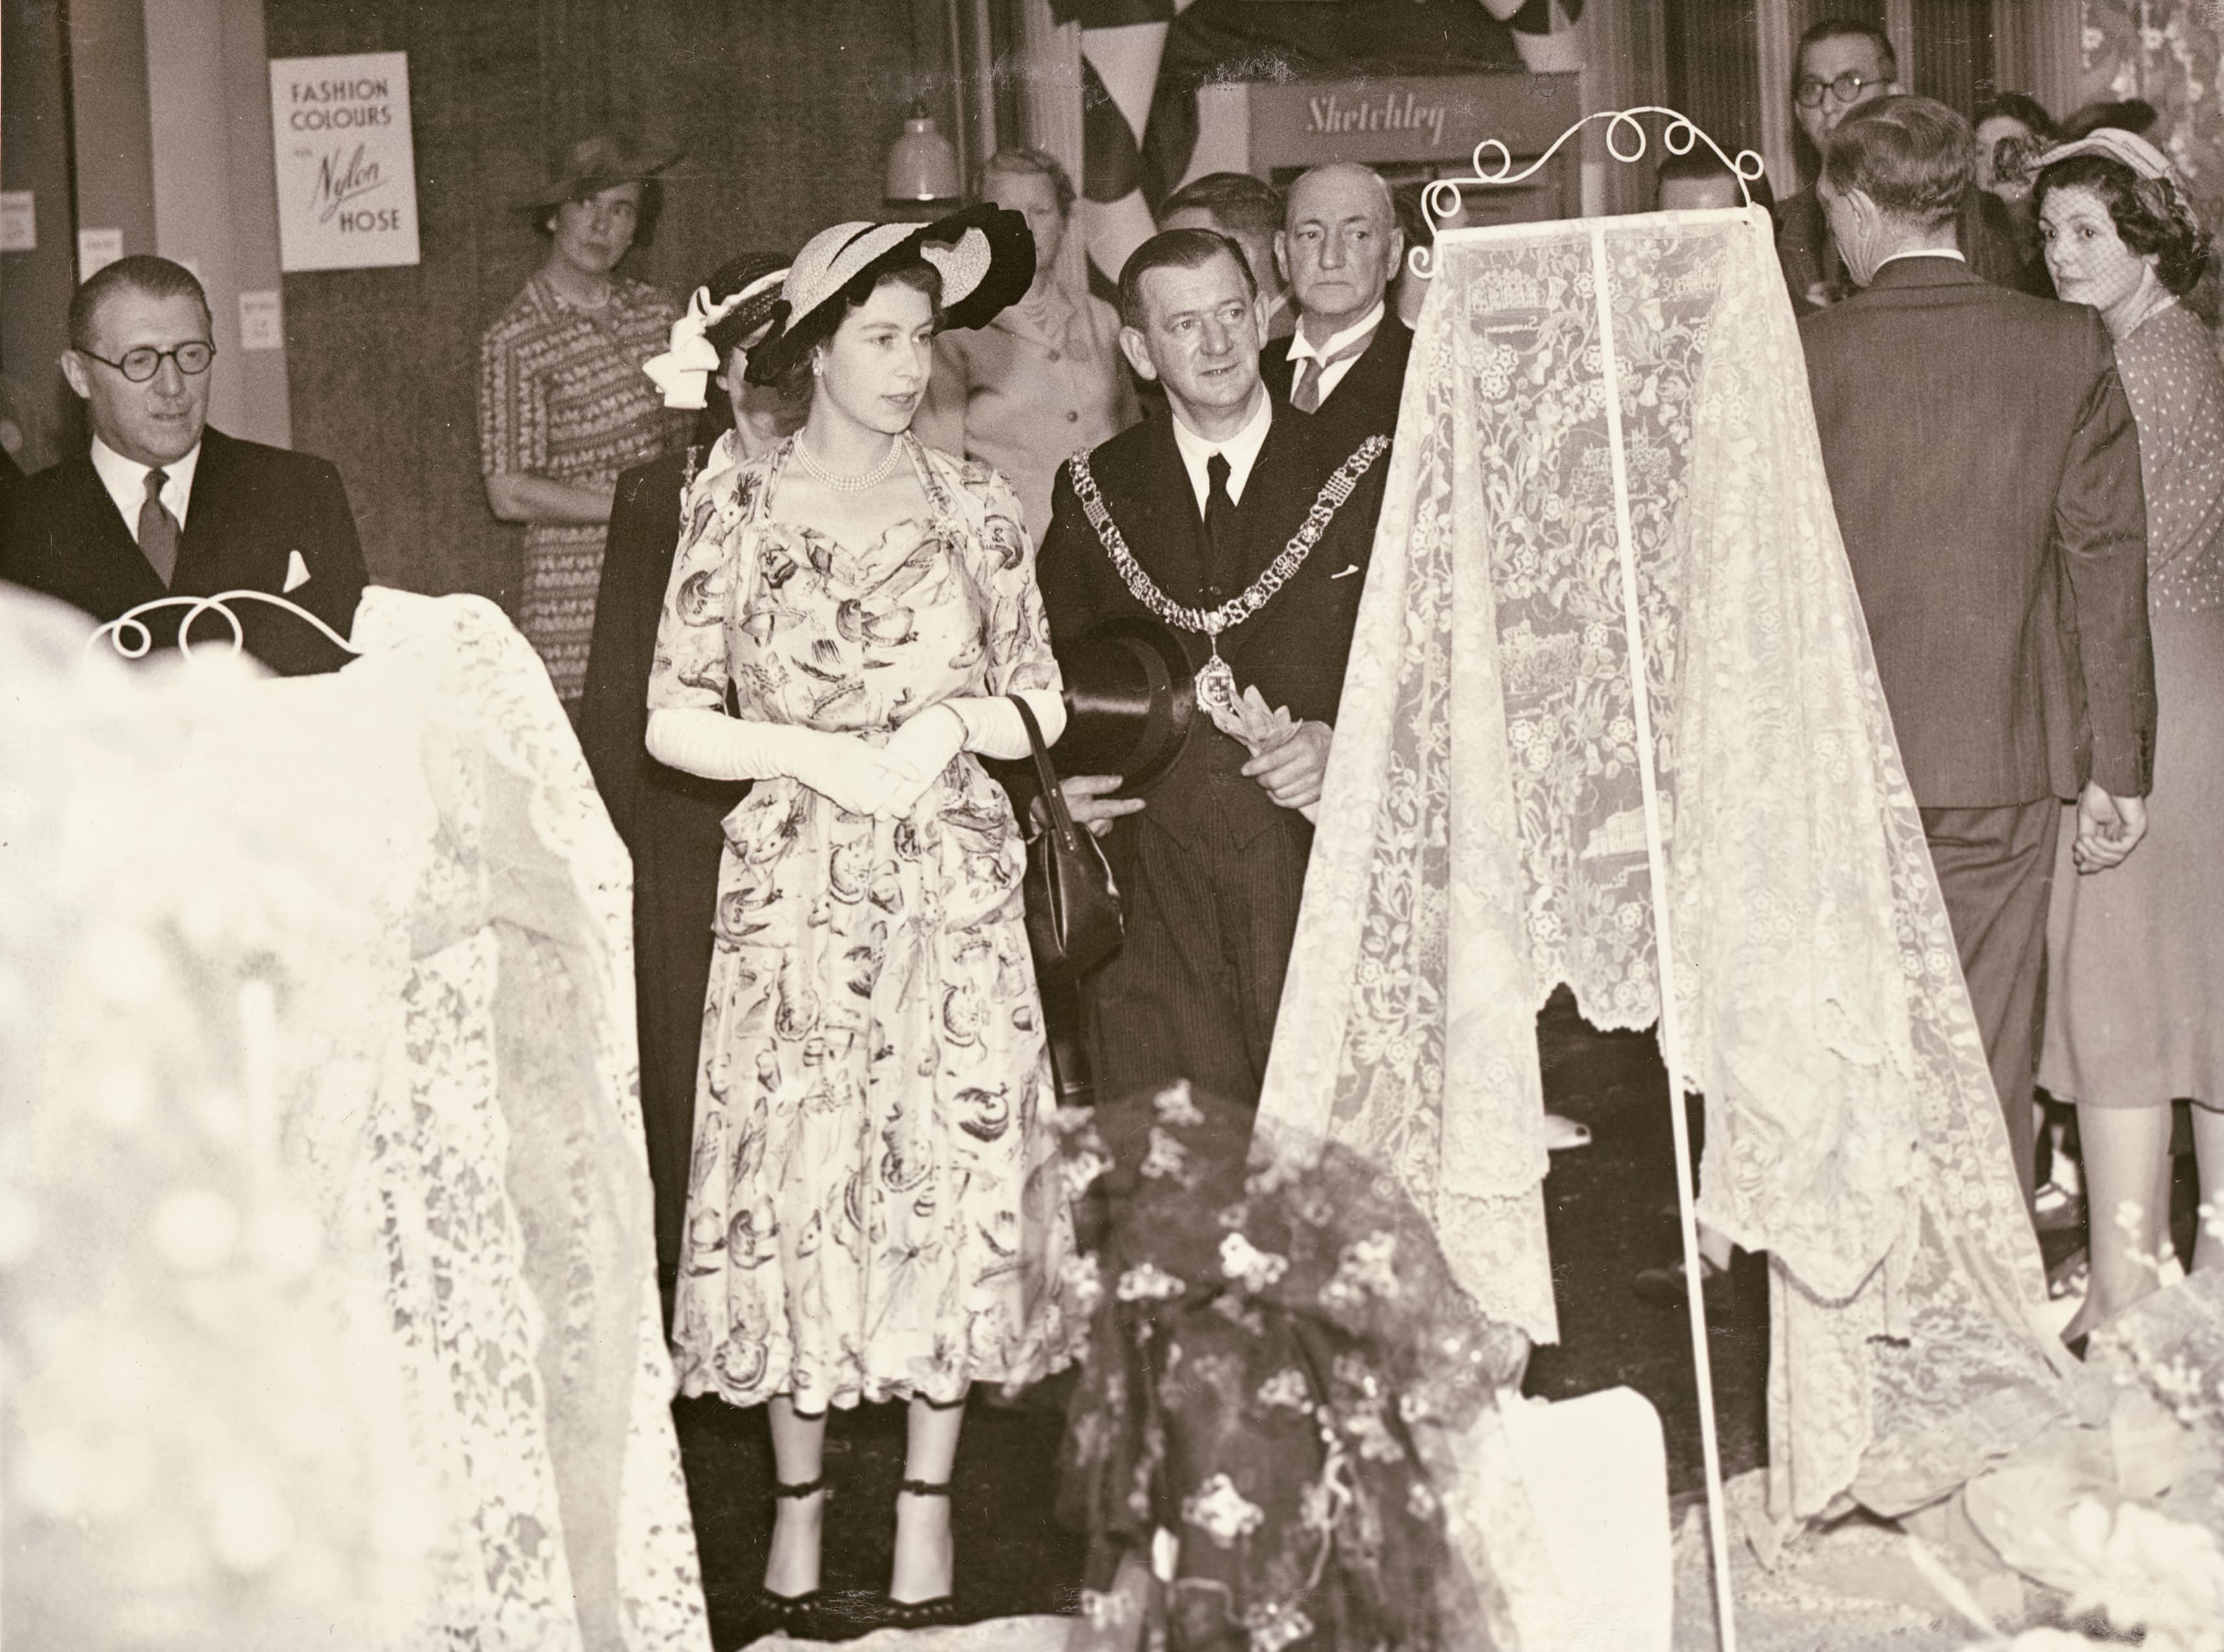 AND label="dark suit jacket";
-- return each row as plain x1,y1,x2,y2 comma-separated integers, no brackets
1777,182,2042,313
576,445,745,1319
1,426,366,675
1038,399,1391,855
1800,256,2155,807
1259,314,1412,456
